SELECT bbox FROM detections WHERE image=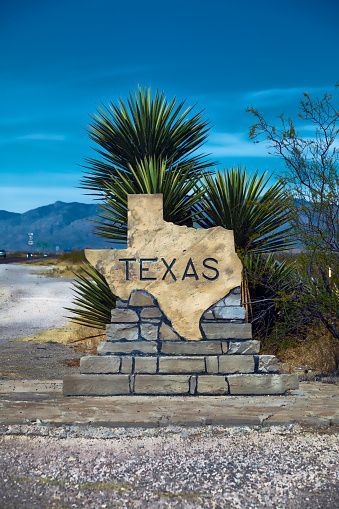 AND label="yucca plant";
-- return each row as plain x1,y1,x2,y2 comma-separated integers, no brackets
68,88,211,328
82,88,211,243
196,168,296,315
66,264,116,329
244,253,301,342
197,168,295,255
82,86,210,191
